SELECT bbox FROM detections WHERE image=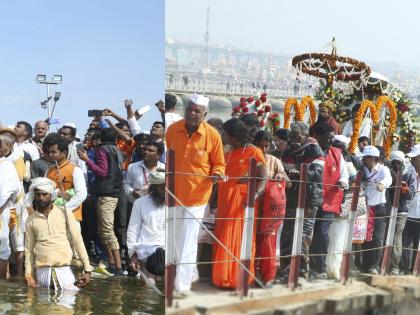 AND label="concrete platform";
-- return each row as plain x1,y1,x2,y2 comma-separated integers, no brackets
167,275,420,315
